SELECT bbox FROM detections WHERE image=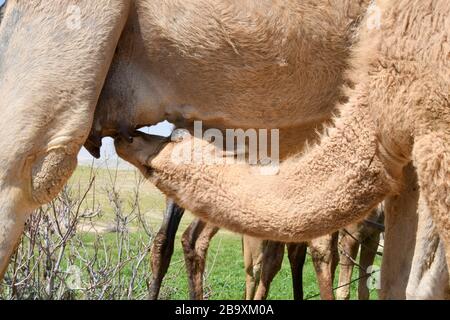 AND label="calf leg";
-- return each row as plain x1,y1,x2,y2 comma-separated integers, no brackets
243,236,265,300
358,232,381,300
310,233,339,300
336,230,360,300
148,199,184,300
254,241,285,300
287,243,307,300
380,163,419,299
182,219,219,300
